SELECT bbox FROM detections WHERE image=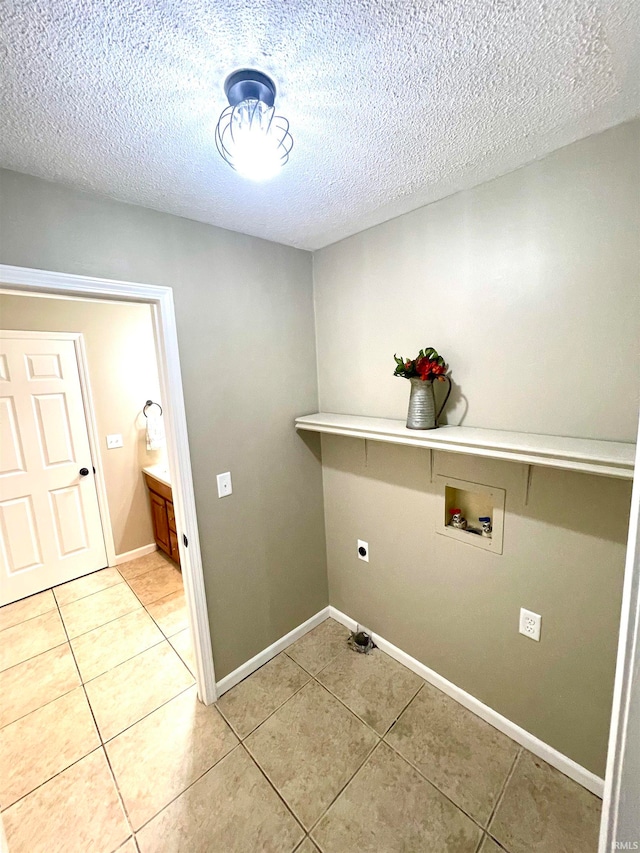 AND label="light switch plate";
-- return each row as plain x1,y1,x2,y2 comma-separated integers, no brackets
106,434,123,449
217,471,232,498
